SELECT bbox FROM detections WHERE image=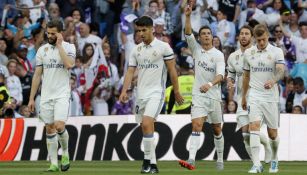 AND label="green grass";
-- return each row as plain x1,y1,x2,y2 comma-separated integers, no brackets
0,161,306,175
